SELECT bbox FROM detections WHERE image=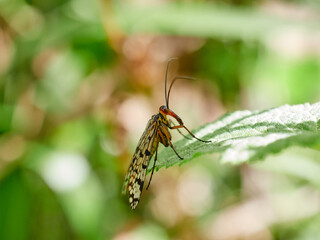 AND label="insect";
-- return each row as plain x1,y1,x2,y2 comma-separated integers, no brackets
122,58,211,209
